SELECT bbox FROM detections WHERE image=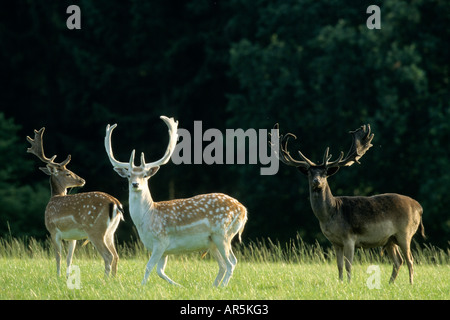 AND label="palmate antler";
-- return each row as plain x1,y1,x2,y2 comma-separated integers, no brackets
26,127,71,168
271,124,374,169
105,116,179,170
323,124,374,168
